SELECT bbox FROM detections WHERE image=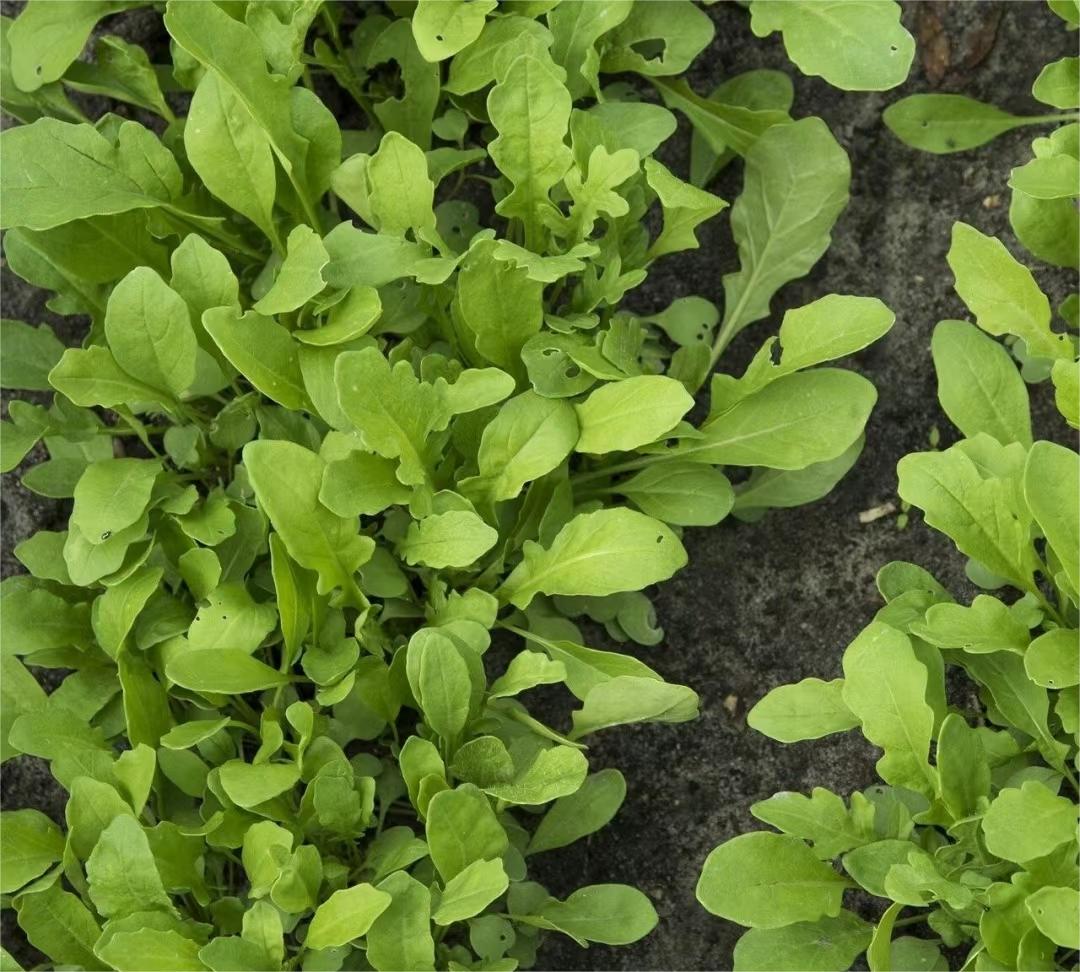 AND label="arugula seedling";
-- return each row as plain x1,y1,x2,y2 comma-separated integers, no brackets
698,227,1079,972
0,1,908,969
